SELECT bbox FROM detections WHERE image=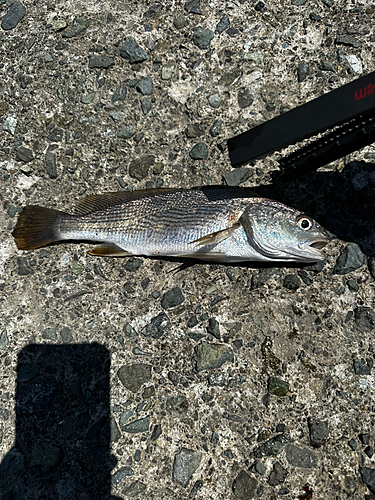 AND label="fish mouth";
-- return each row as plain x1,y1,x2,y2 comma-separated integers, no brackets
309,239,329,250
293,237,330,262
